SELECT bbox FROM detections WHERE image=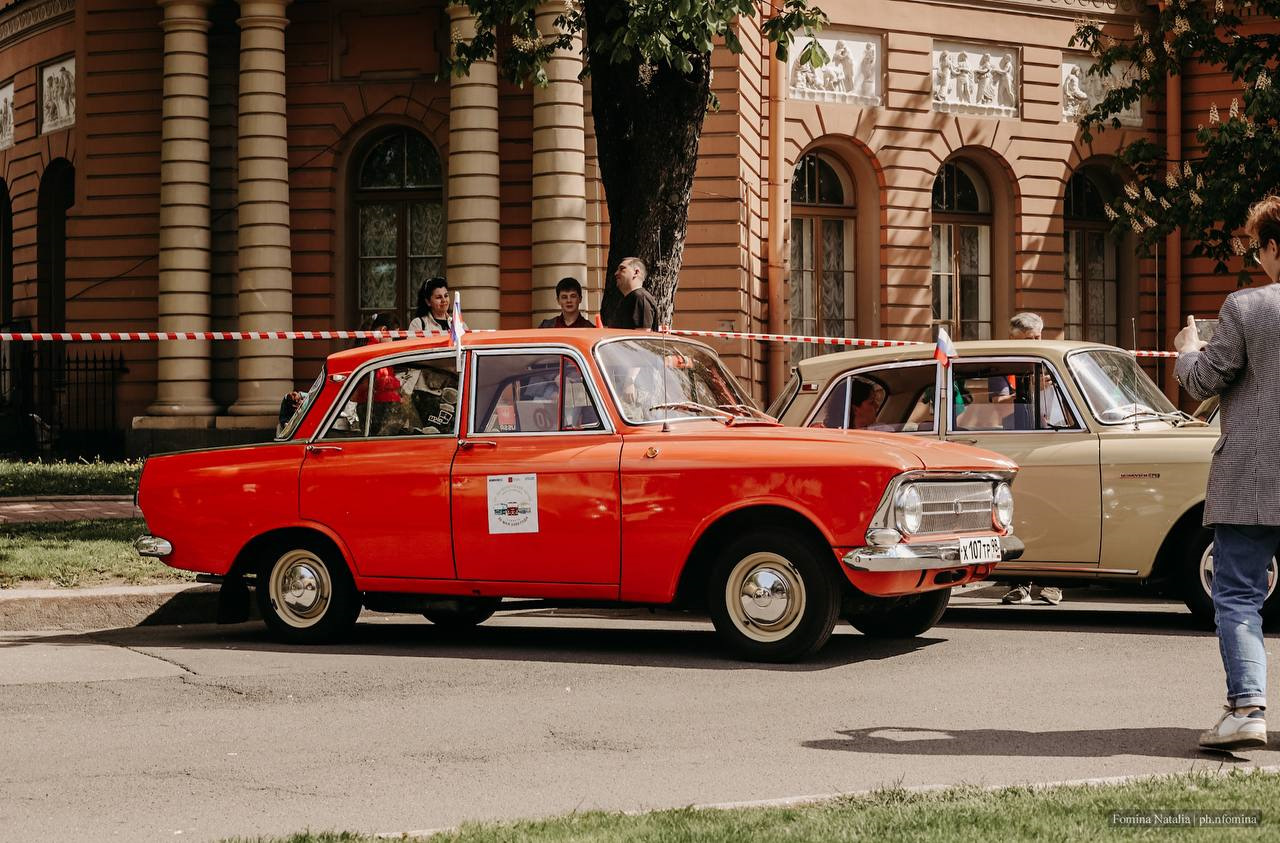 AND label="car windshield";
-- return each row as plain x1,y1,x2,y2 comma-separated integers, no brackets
275,367,325,440
596,338,763,424
1067,349,1178,424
